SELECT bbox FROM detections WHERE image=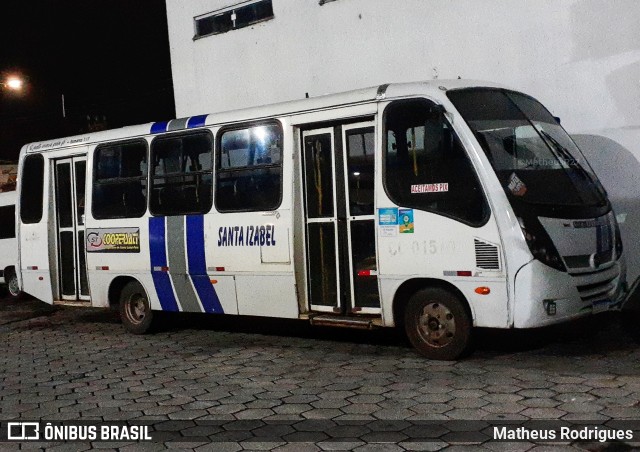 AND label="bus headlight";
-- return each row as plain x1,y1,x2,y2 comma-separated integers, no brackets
518,216,566,272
